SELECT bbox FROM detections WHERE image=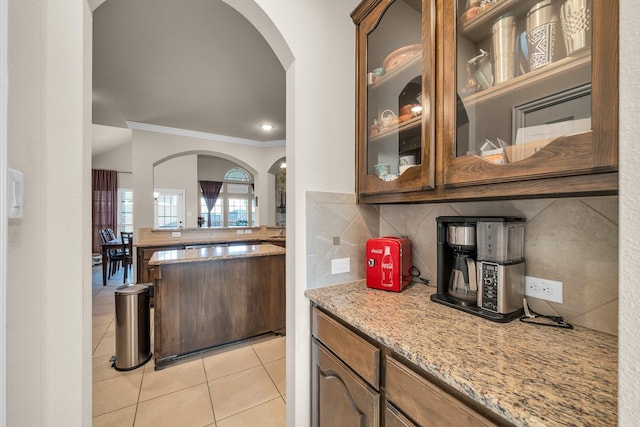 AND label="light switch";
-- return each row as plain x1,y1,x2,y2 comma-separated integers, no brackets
8,169,24,219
